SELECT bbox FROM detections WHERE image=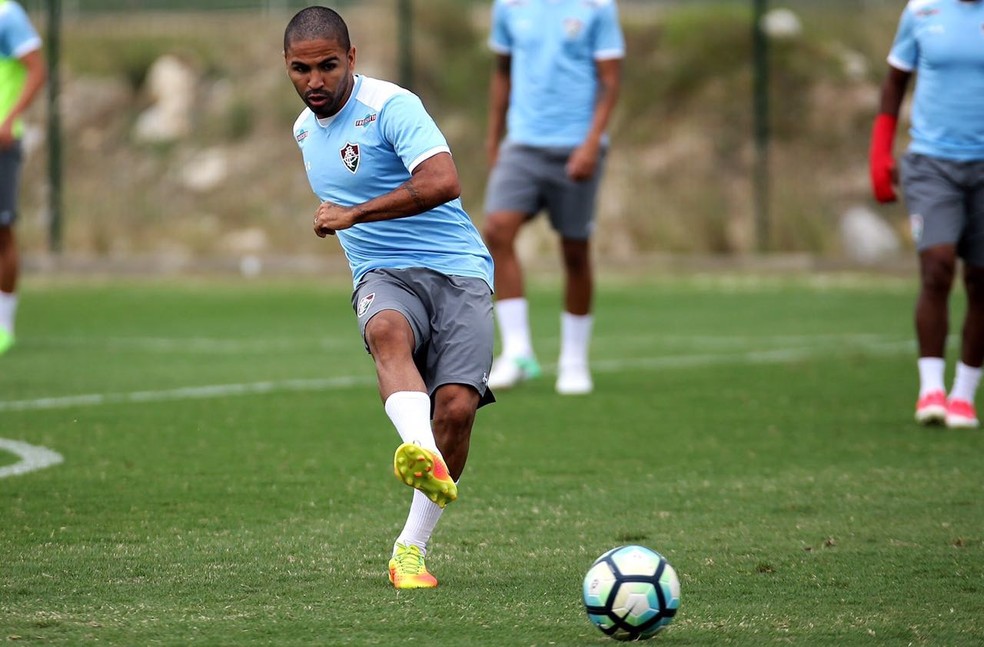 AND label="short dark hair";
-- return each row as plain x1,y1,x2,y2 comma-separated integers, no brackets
284,6,351,51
